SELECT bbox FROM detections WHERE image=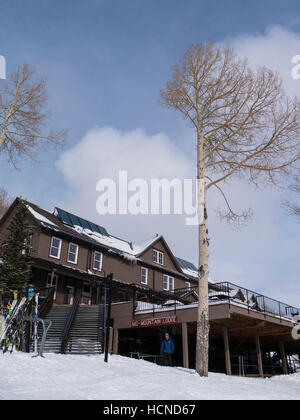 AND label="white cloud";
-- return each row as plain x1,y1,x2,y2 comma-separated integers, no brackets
57,126,193,185
223,25,300,97
56,126,197,248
